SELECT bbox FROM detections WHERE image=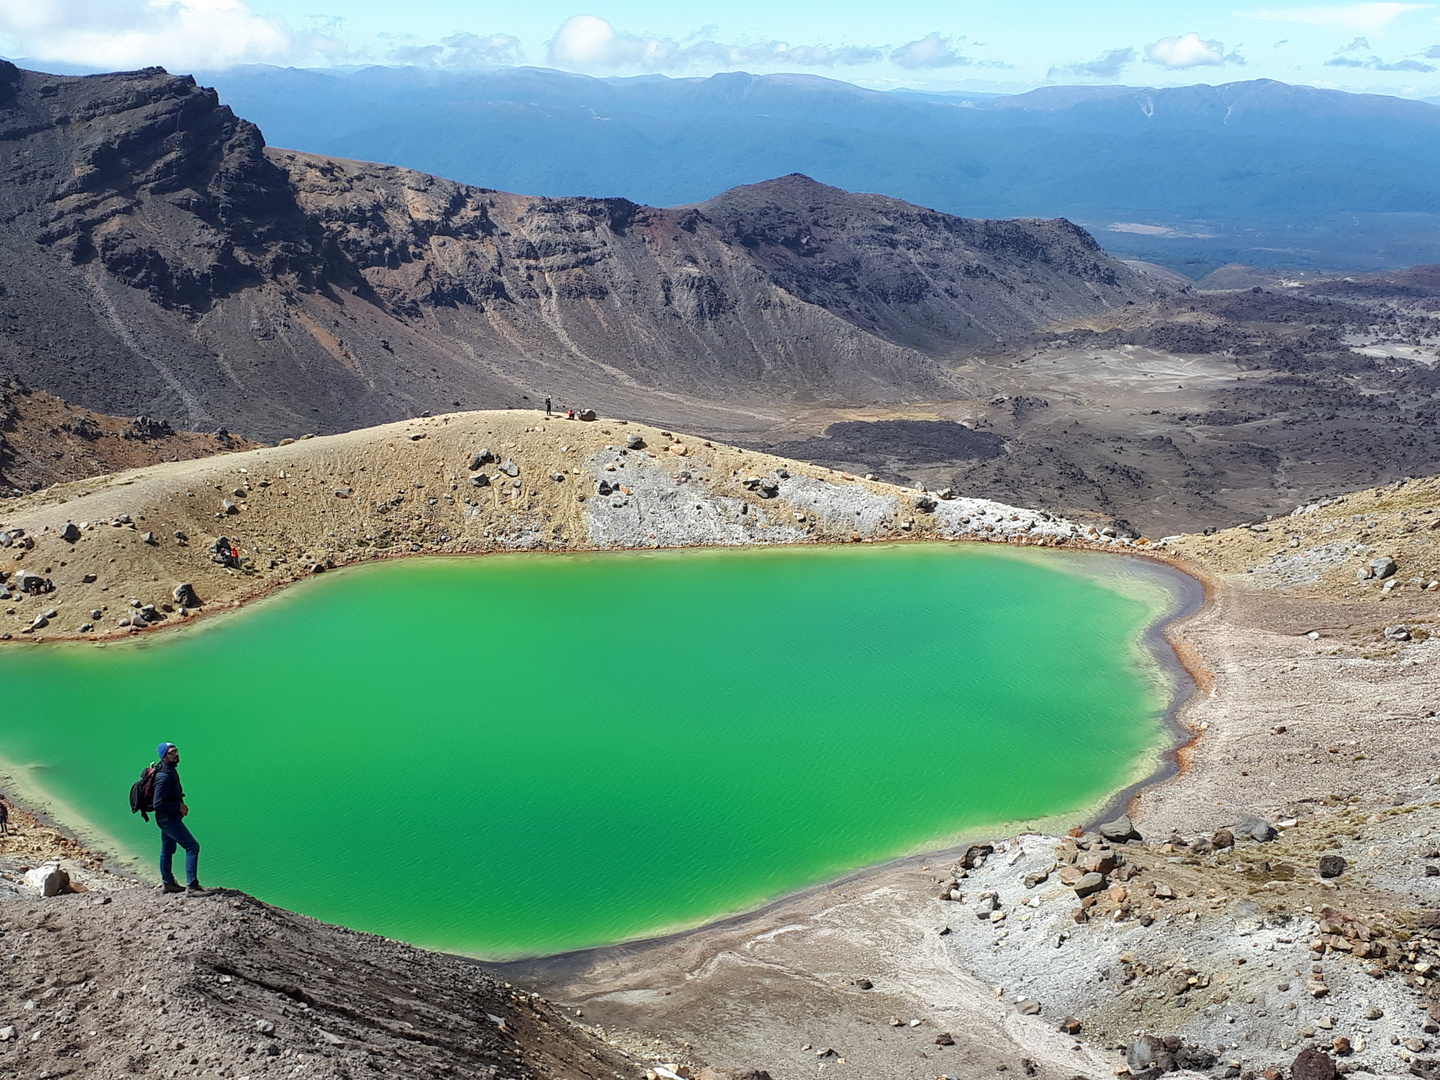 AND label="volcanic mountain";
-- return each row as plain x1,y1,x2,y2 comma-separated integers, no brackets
0,62,1158,444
